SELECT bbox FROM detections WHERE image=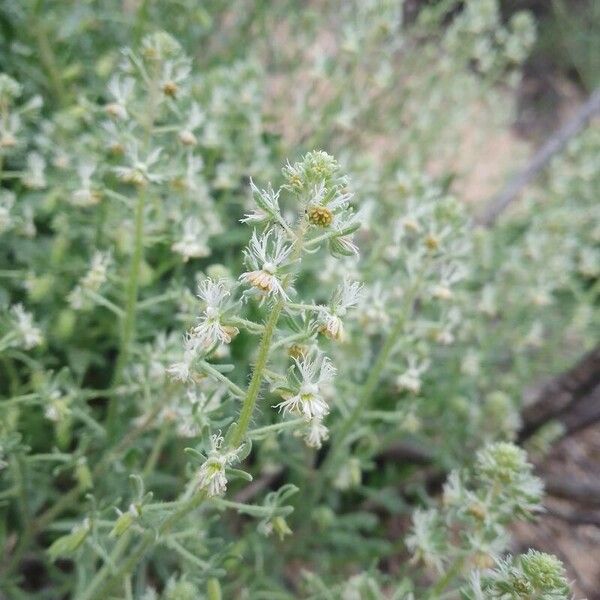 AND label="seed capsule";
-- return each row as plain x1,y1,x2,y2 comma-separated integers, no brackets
425,234,439,251
308,205,333,227
162,81,178,97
